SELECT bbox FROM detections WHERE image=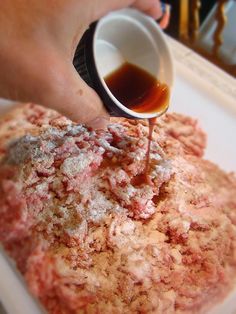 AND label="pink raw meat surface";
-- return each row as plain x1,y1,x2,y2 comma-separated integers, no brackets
0,103,236,314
